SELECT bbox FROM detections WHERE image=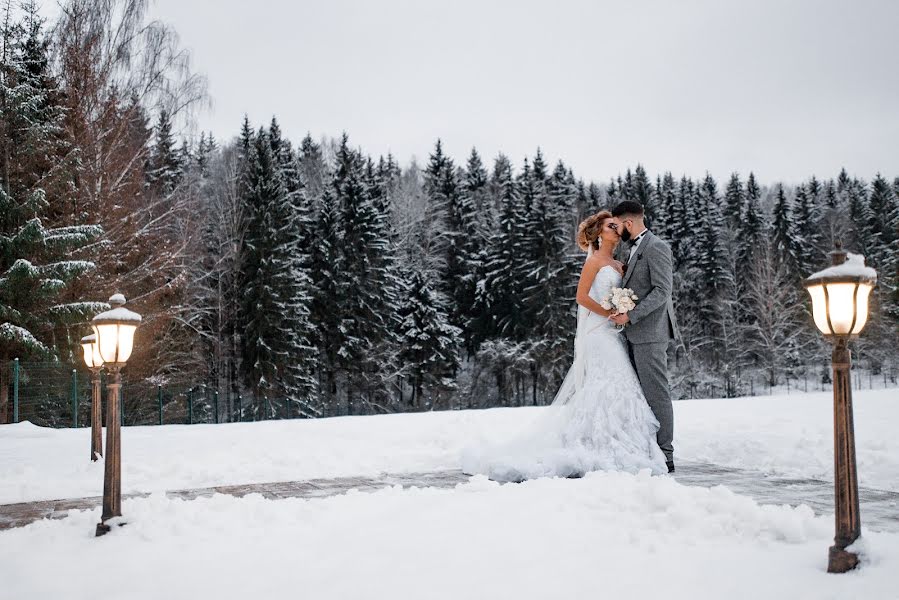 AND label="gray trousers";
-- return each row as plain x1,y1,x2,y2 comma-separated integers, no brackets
627,341,674,462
